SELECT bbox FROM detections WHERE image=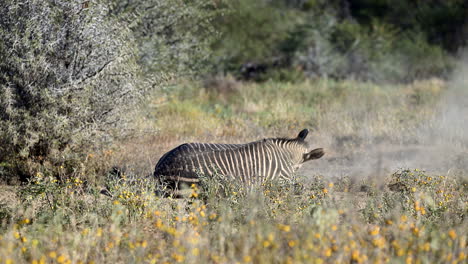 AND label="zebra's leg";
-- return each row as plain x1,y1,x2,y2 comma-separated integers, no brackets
155,176,176,197
160,177,201,199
